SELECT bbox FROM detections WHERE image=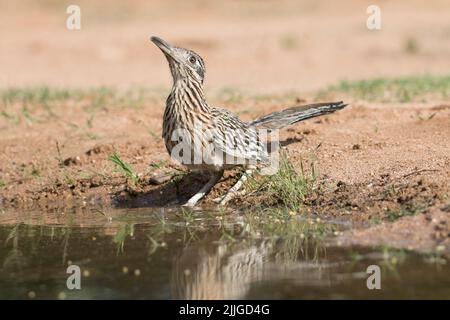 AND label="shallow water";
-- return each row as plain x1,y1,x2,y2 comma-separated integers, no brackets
0,207,449,299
